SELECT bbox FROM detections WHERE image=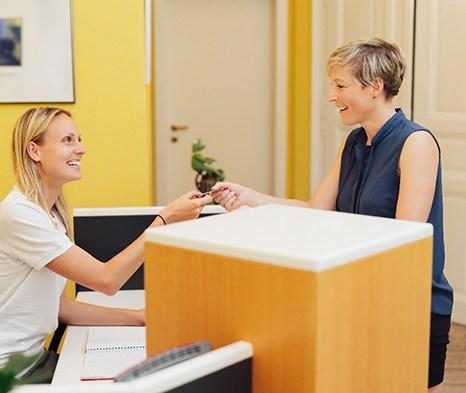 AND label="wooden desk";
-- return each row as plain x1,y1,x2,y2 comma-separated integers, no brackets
52,289,145,385
144,204,433,393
